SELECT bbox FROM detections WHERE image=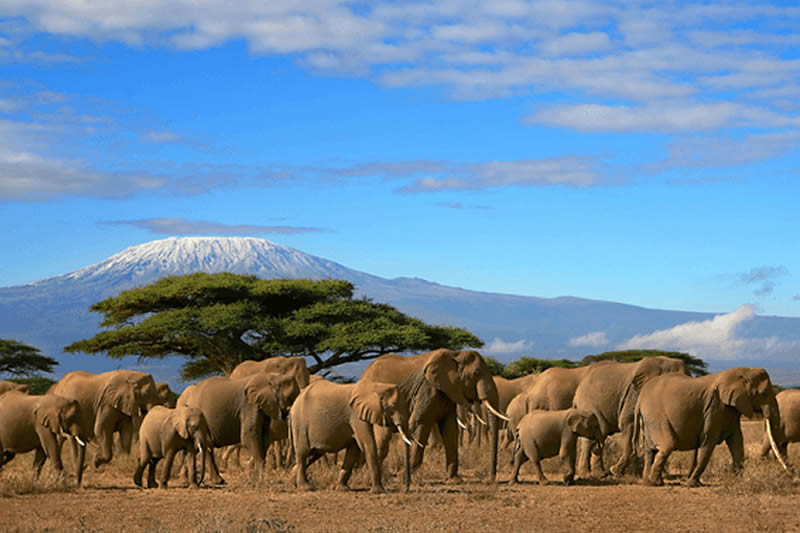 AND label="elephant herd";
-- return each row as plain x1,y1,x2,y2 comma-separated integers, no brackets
0,351,797,494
